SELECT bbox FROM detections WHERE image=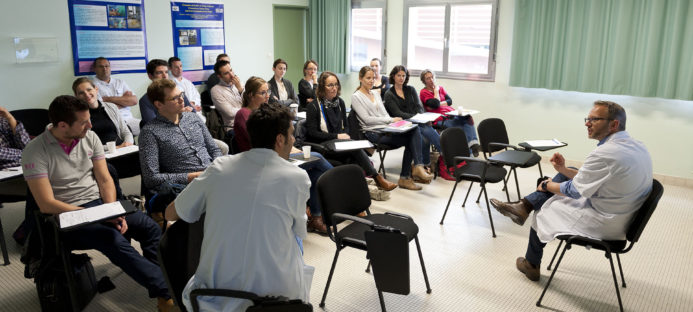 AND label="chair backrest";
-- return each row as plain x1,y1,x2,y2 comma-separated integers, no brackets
158,215,205,311
626,179,663,243
477,118,509,154
294,119,308,148
440,127,470,168
346,111,365,141
316,164,371,227
200,89,213,113
11,108,49,137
